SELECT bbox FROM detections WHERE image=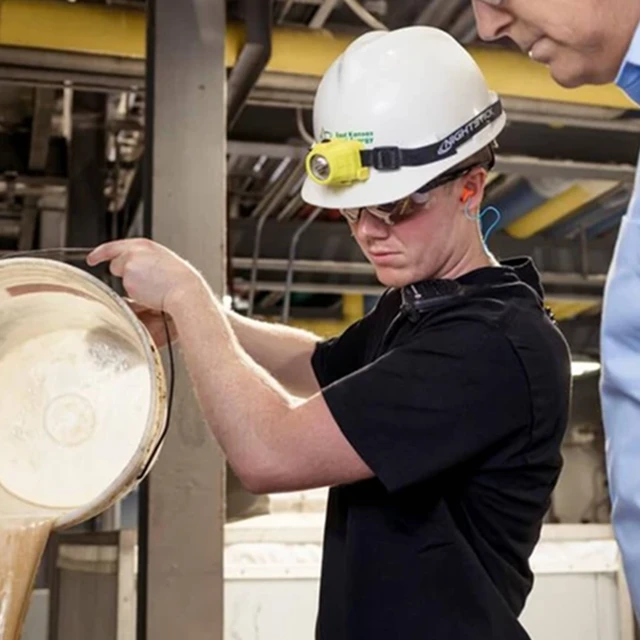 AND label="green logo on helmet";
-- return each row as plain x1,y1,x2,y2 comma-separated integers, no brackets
319,128,374,145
